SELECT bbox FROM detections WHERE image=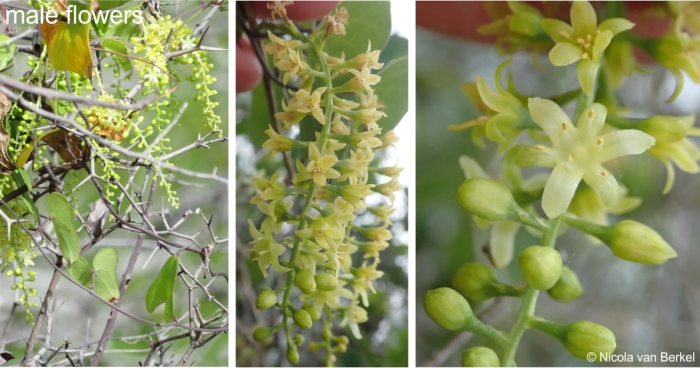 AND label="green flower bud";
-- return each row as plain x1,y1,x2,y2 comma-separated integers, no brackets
424,287,473,331
456,178,517,221
287,345,300,364
639,115,694,144
452,263,521,302
295,269,316,294
5,270,12,277
461,347,500,367
314,273,338,291
293,334,305,347
303,304,321,321
253,326,274,342
337,343,347,353
564,321,616,361
14,267,21,276
293,309,313,330
518,246,562,290
606,220,677,265
256,288,277,310
547,266,583,302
